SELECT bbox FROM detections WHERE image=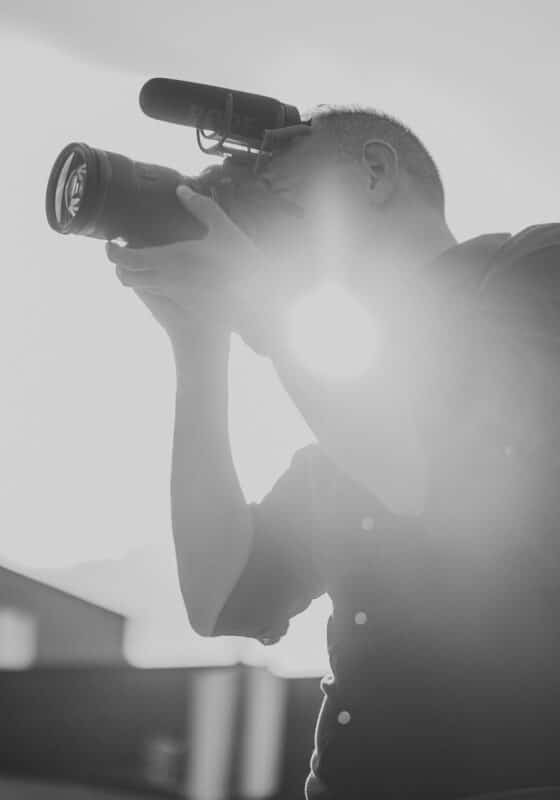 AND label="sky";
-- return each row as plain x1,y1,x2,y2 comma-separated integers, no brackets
0,0,558,673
